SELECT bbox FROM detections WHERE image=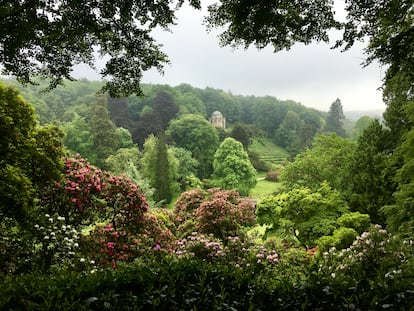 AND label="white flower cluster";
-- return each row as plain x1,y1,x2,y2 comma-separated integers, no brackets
34,213,80,260
320,224,412,282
